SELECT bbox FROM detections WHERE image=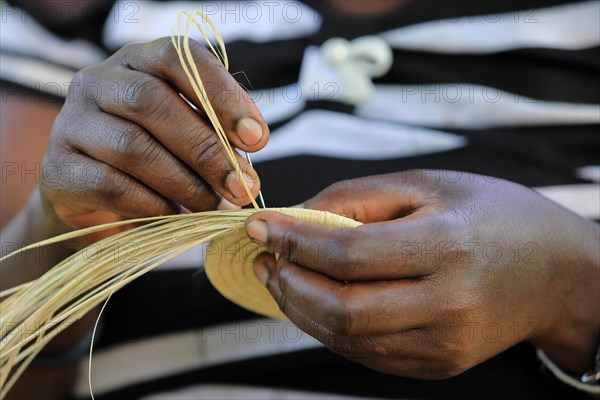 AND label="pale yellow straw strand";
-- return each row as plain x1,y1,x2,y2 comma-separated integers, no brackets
0,10,343,398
